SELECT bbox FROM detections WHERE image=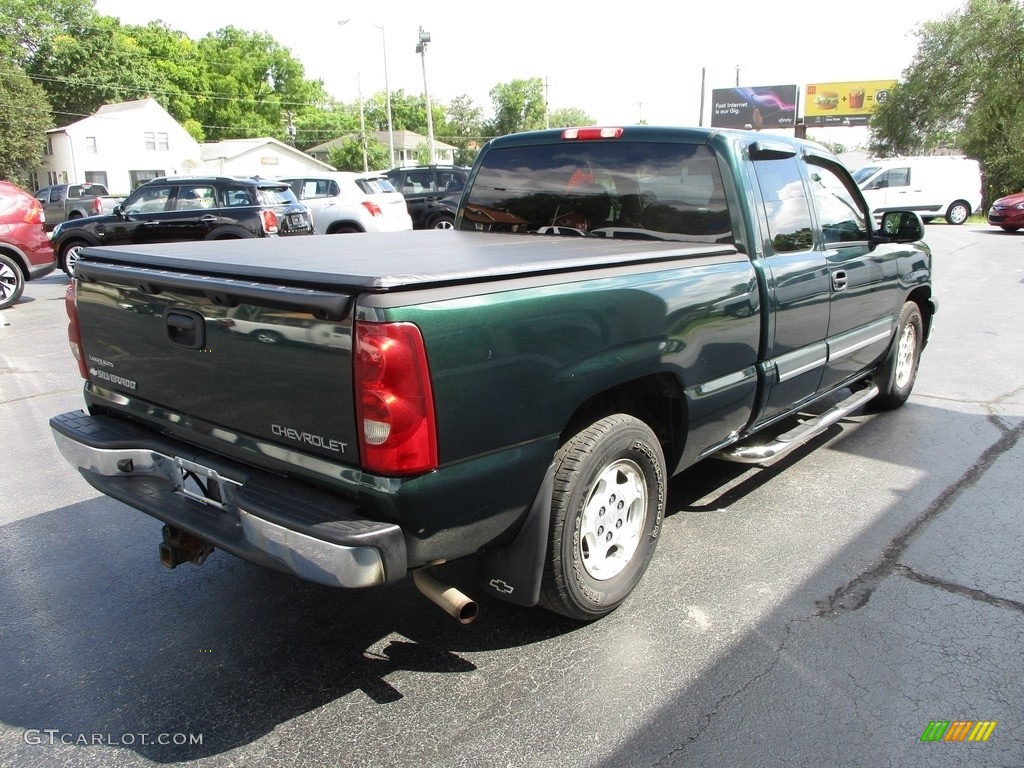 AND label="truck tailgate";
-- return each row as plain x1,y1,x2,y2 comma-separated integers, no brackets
74,258,359,469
